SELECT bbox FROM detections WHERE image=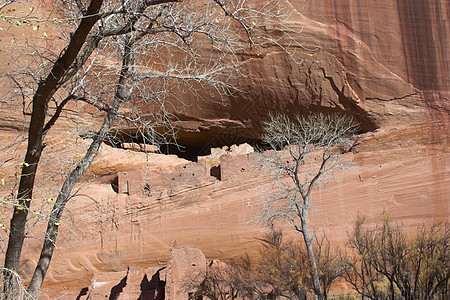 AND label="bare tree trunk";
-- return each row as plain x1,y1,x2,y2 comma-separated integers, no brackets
26,112,114,298
301,209,323,300
2,0,104,297
259,114,357,300
26,31,135,297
